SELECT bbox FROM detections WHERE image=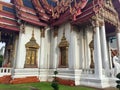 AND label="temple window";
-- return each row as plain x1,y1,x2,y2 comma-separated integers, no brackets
58,31,69,68
24,30,39,68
